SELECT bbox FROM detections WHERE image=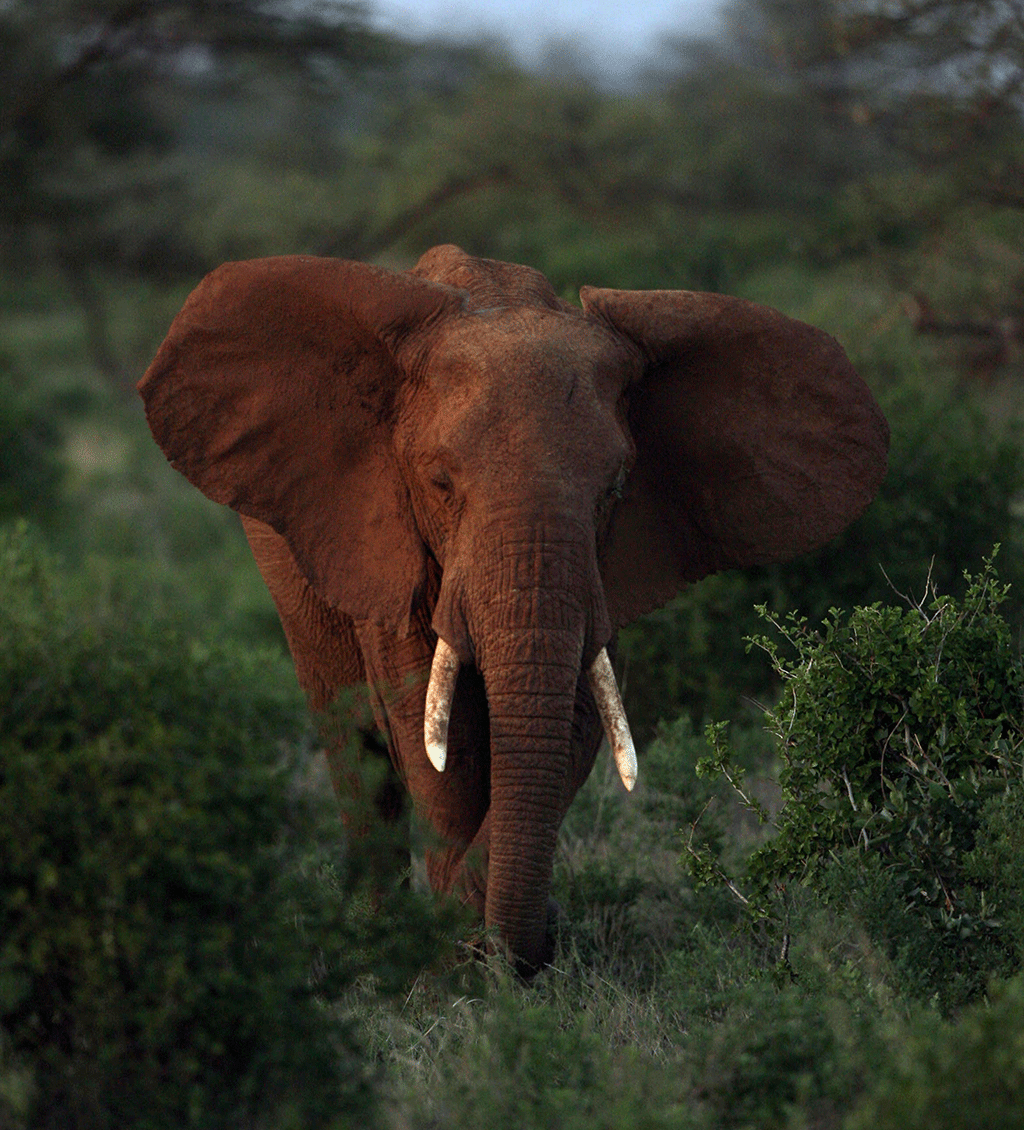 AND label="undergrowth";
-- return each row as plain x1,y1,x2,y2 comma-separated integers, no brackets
6,532,1024,1128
